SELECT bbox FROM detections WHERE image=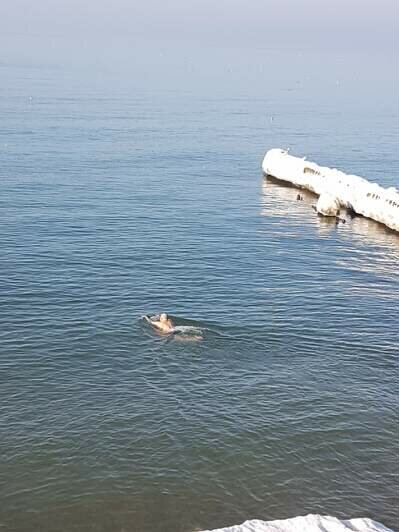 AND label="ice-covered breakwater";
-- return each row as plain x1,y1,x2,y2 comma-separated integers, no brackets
201,514,393,532
262,149,399,231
